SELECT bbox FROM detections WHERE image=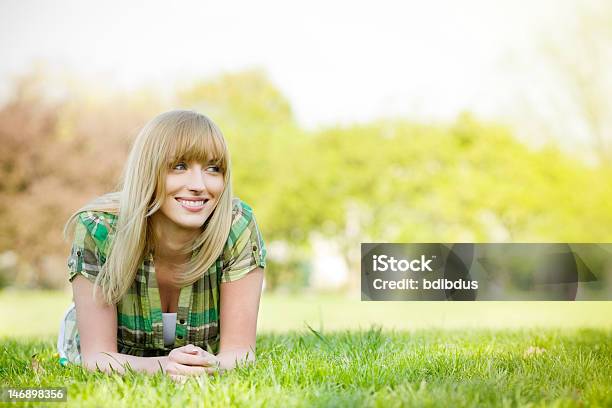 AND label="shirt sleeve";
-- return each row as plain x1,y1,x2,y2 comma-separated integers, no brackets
221,200,267,283
67,212,108,284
